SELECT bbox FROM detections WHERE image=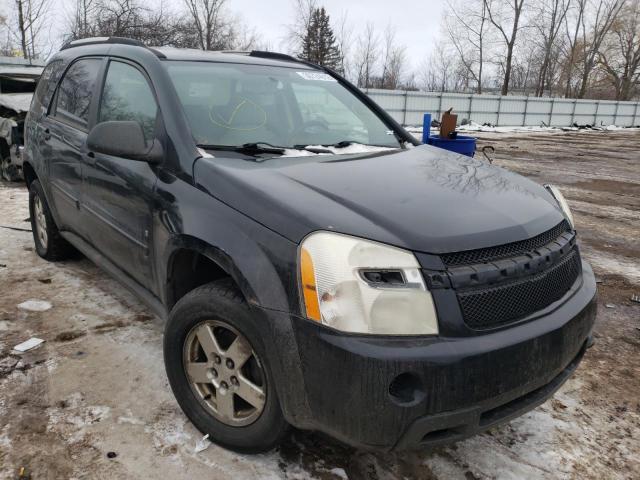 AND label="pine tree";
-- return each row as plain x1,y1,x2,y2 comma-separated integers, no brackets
300,7,342,71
